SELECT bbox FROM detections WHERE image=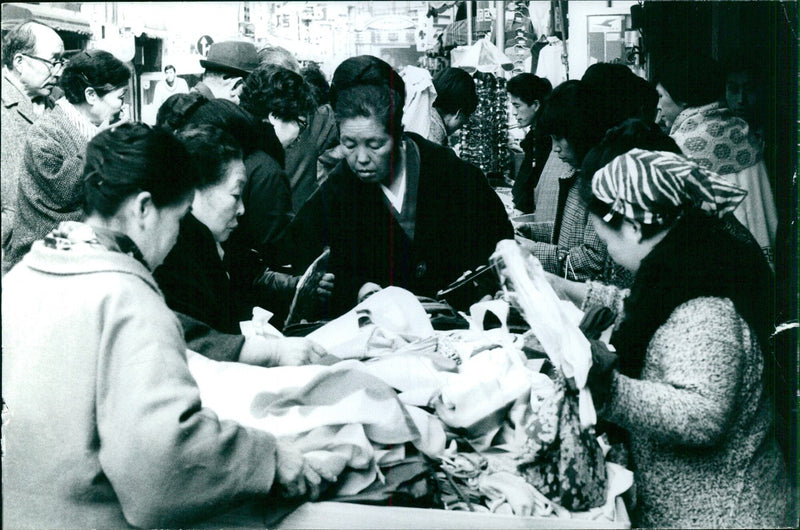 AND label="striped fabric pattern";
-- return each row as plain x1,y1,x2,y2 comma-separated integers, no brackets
592,149,747,225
